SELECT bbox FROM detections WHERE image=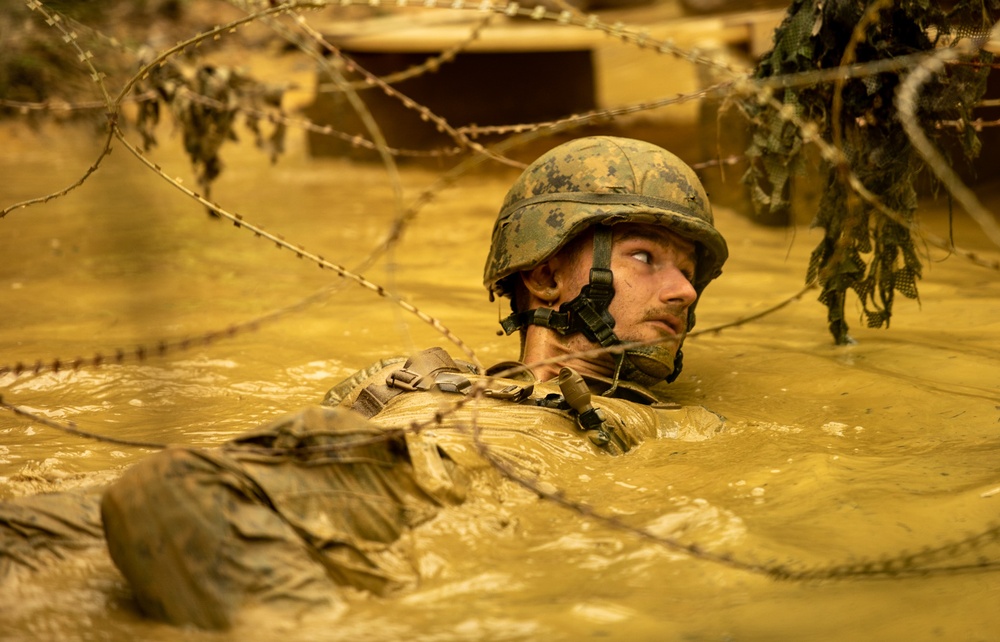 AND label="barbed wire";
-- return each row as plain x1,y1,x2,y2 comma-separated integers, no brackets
6,357,999,584
897,36,1000,249
5,0,998,432
5,0,998,440
314,13,496,90
728,70,1000,272
2,0,1000,593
